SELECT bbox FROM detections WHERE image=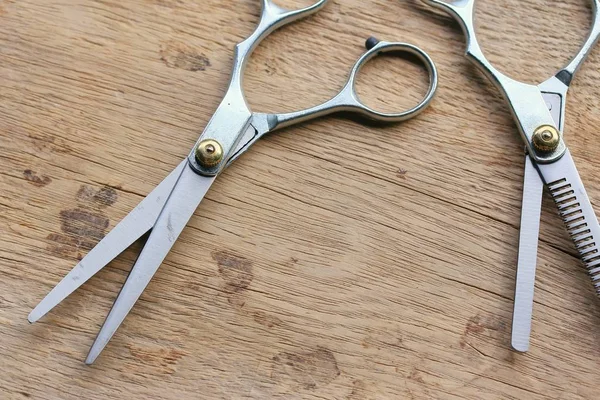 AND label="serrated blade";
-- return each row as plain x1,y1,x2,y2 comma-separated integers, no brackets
538,150,600,291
